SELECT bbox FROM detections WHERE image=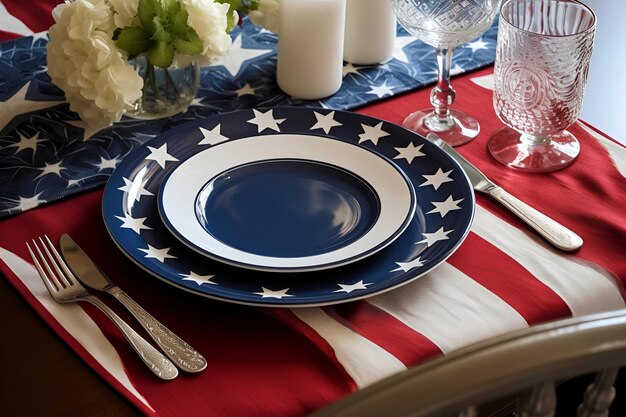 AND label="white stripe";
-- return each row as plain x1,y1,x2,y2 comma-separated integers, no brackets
0,1,34,36
291,308,406,388
577,121,626,177
369,263,528,353
472,204,625,315
0,247,154,412
470,74,494,91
